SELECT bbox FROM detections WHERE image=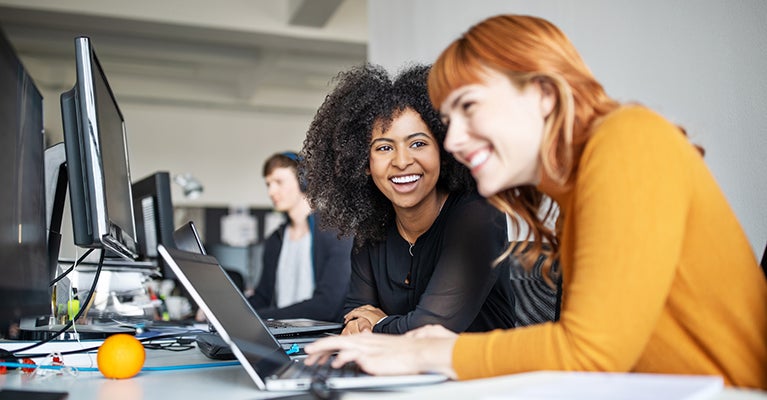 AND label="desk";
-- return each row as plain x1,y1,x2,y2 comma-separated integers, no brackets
0,344,765,400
